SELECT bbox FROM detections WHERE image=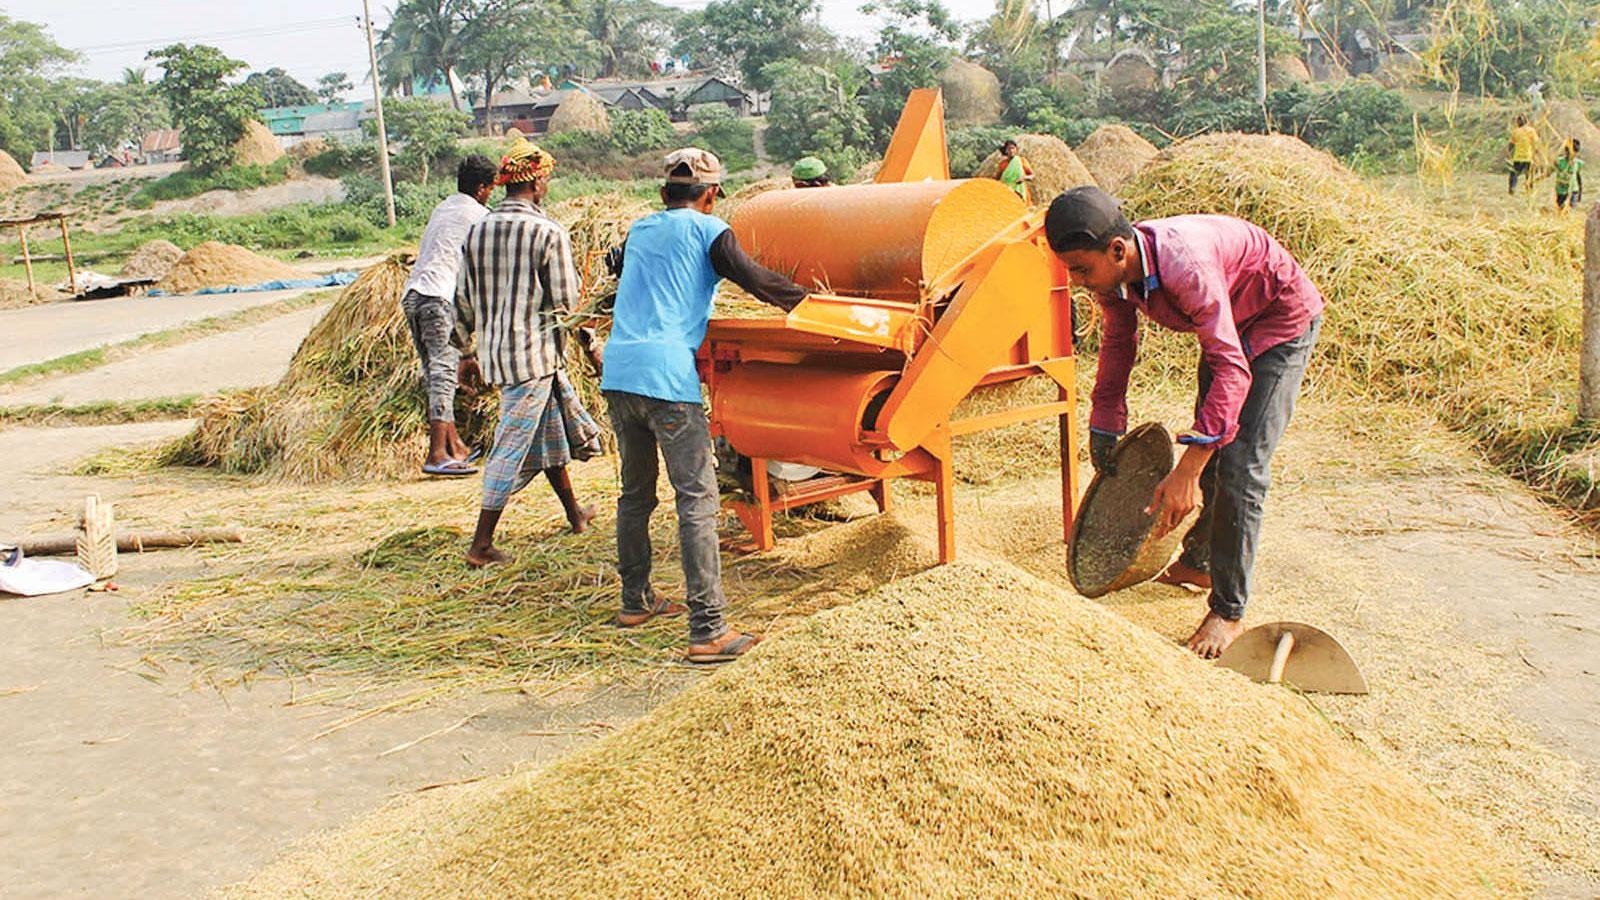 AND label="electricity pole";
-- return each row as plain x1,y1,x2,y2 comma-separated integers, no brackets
1257,0,1269,107
362,0,396,228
